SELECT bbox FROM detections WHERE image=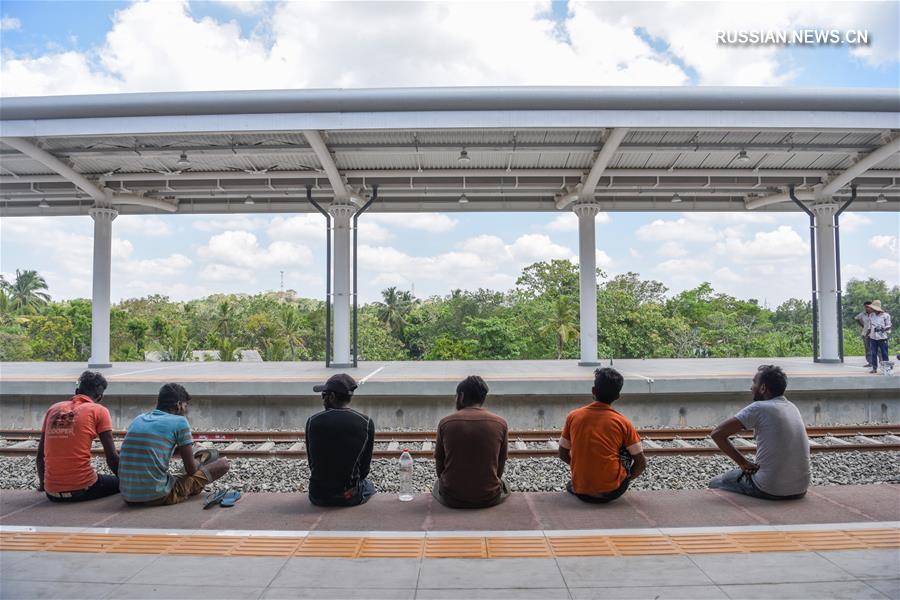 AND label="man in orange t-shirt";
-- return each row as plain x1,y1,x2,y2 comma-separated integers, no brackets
37,371,120,502
559,368,646,503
